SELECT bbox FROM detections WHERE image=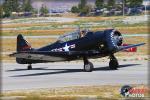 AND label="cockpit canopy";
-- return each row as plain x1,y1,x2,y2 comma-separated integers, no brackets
57,28,89,42
57,30,80,43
